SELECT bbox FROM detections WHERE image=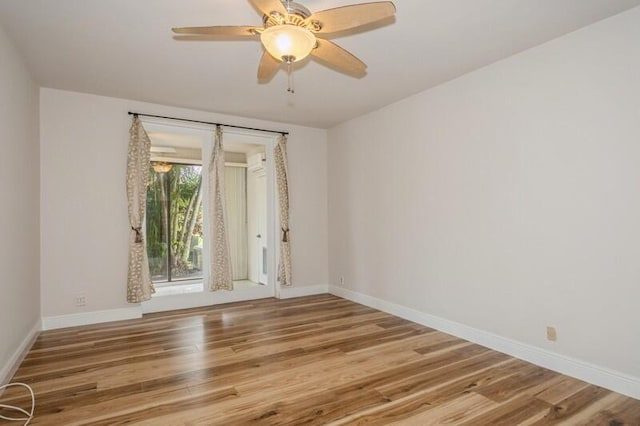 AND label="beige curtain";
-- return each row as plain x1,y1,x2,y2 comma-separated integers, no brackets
208,127,234,291
126,116,154,302
274,134,292,286
225,166,248,280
